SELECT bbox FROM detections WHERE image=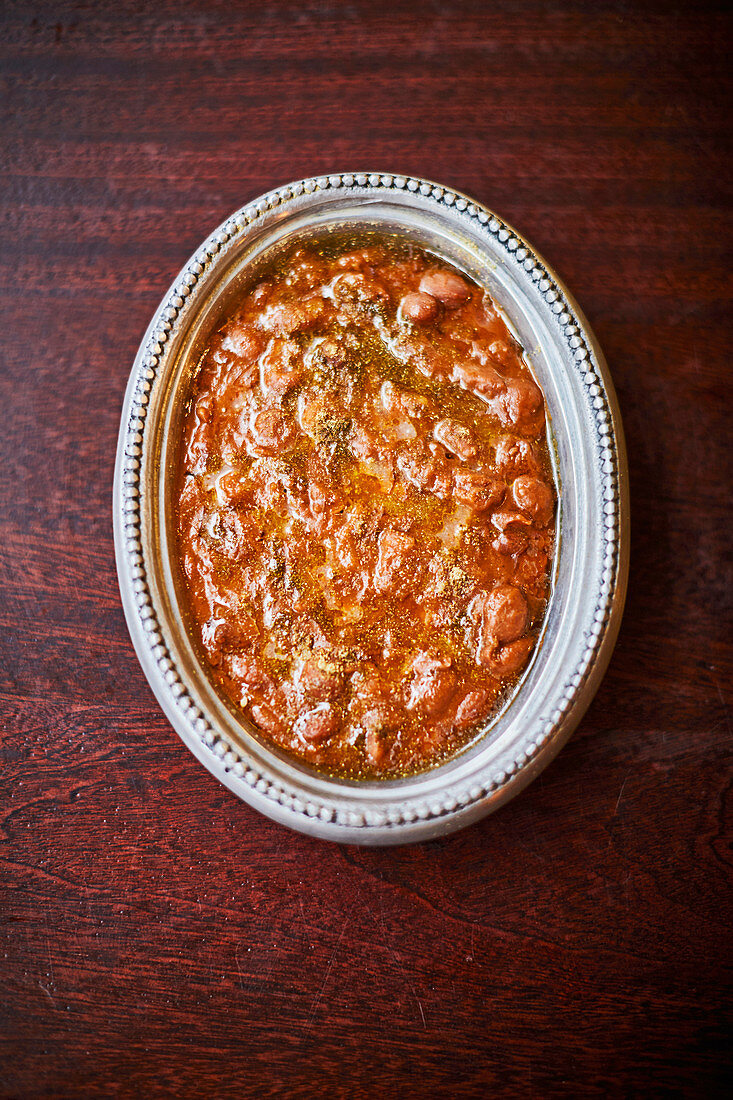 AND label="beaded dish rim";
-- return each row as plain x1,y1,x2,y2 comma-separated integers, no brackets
113,171,629,844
